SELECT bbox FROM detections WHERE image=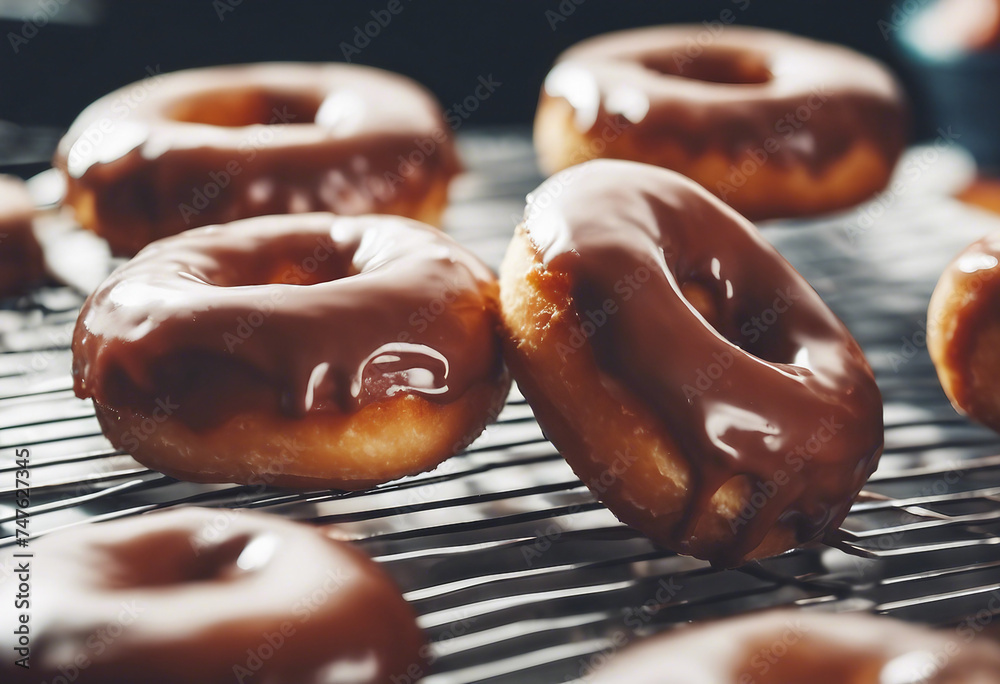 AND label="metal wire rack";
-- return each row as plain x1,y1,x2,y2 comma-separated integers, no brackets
3,131,1000,683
